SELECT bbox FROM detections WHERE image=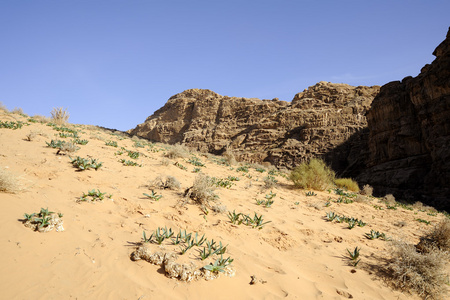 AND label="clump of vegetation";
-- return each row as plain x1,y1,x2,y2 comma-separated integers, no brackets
360,184,373,196
334,178,360,192
188,156,205,167
346,247,361,267
416,218,450,253
263,175,278,189
184,174,219,208
174,161,187,171
119,159,142,167
70,156,103,171
289,158,335,190
149,176,181,190
222,146,237,166
0,168,21,193
50,107,69,125
0,120,25,130
236,165,249,173
22,207,64,232
387,240,448,299
143,190,162,201
365,229,389,241
305,191,317,197
105,140,118,147
79,189,111,202
165,144,189,159
227,211,271,229
325,212,366,228
212,177,234,189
